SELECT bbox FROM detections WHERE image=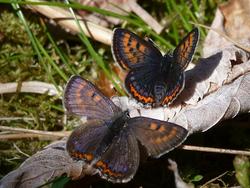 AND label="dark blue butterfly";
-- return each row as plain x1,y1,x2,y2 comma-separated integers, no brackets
112,28,199,107
64,75,188,183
